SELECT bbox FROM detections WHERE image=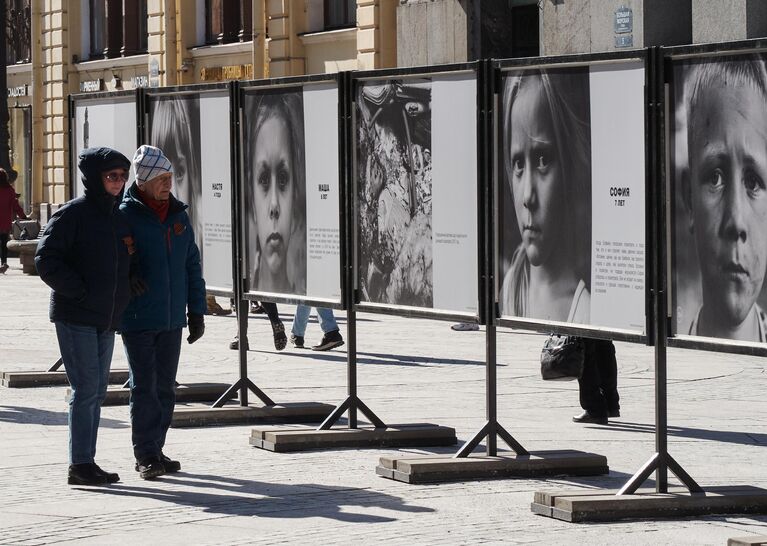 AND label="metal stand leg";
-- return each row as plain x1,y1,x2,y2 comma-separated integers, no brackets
454,324,528,458
47,357,63,372
211,297,276,409
619,48,700,496
619,452,702,495
316,308,386,431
